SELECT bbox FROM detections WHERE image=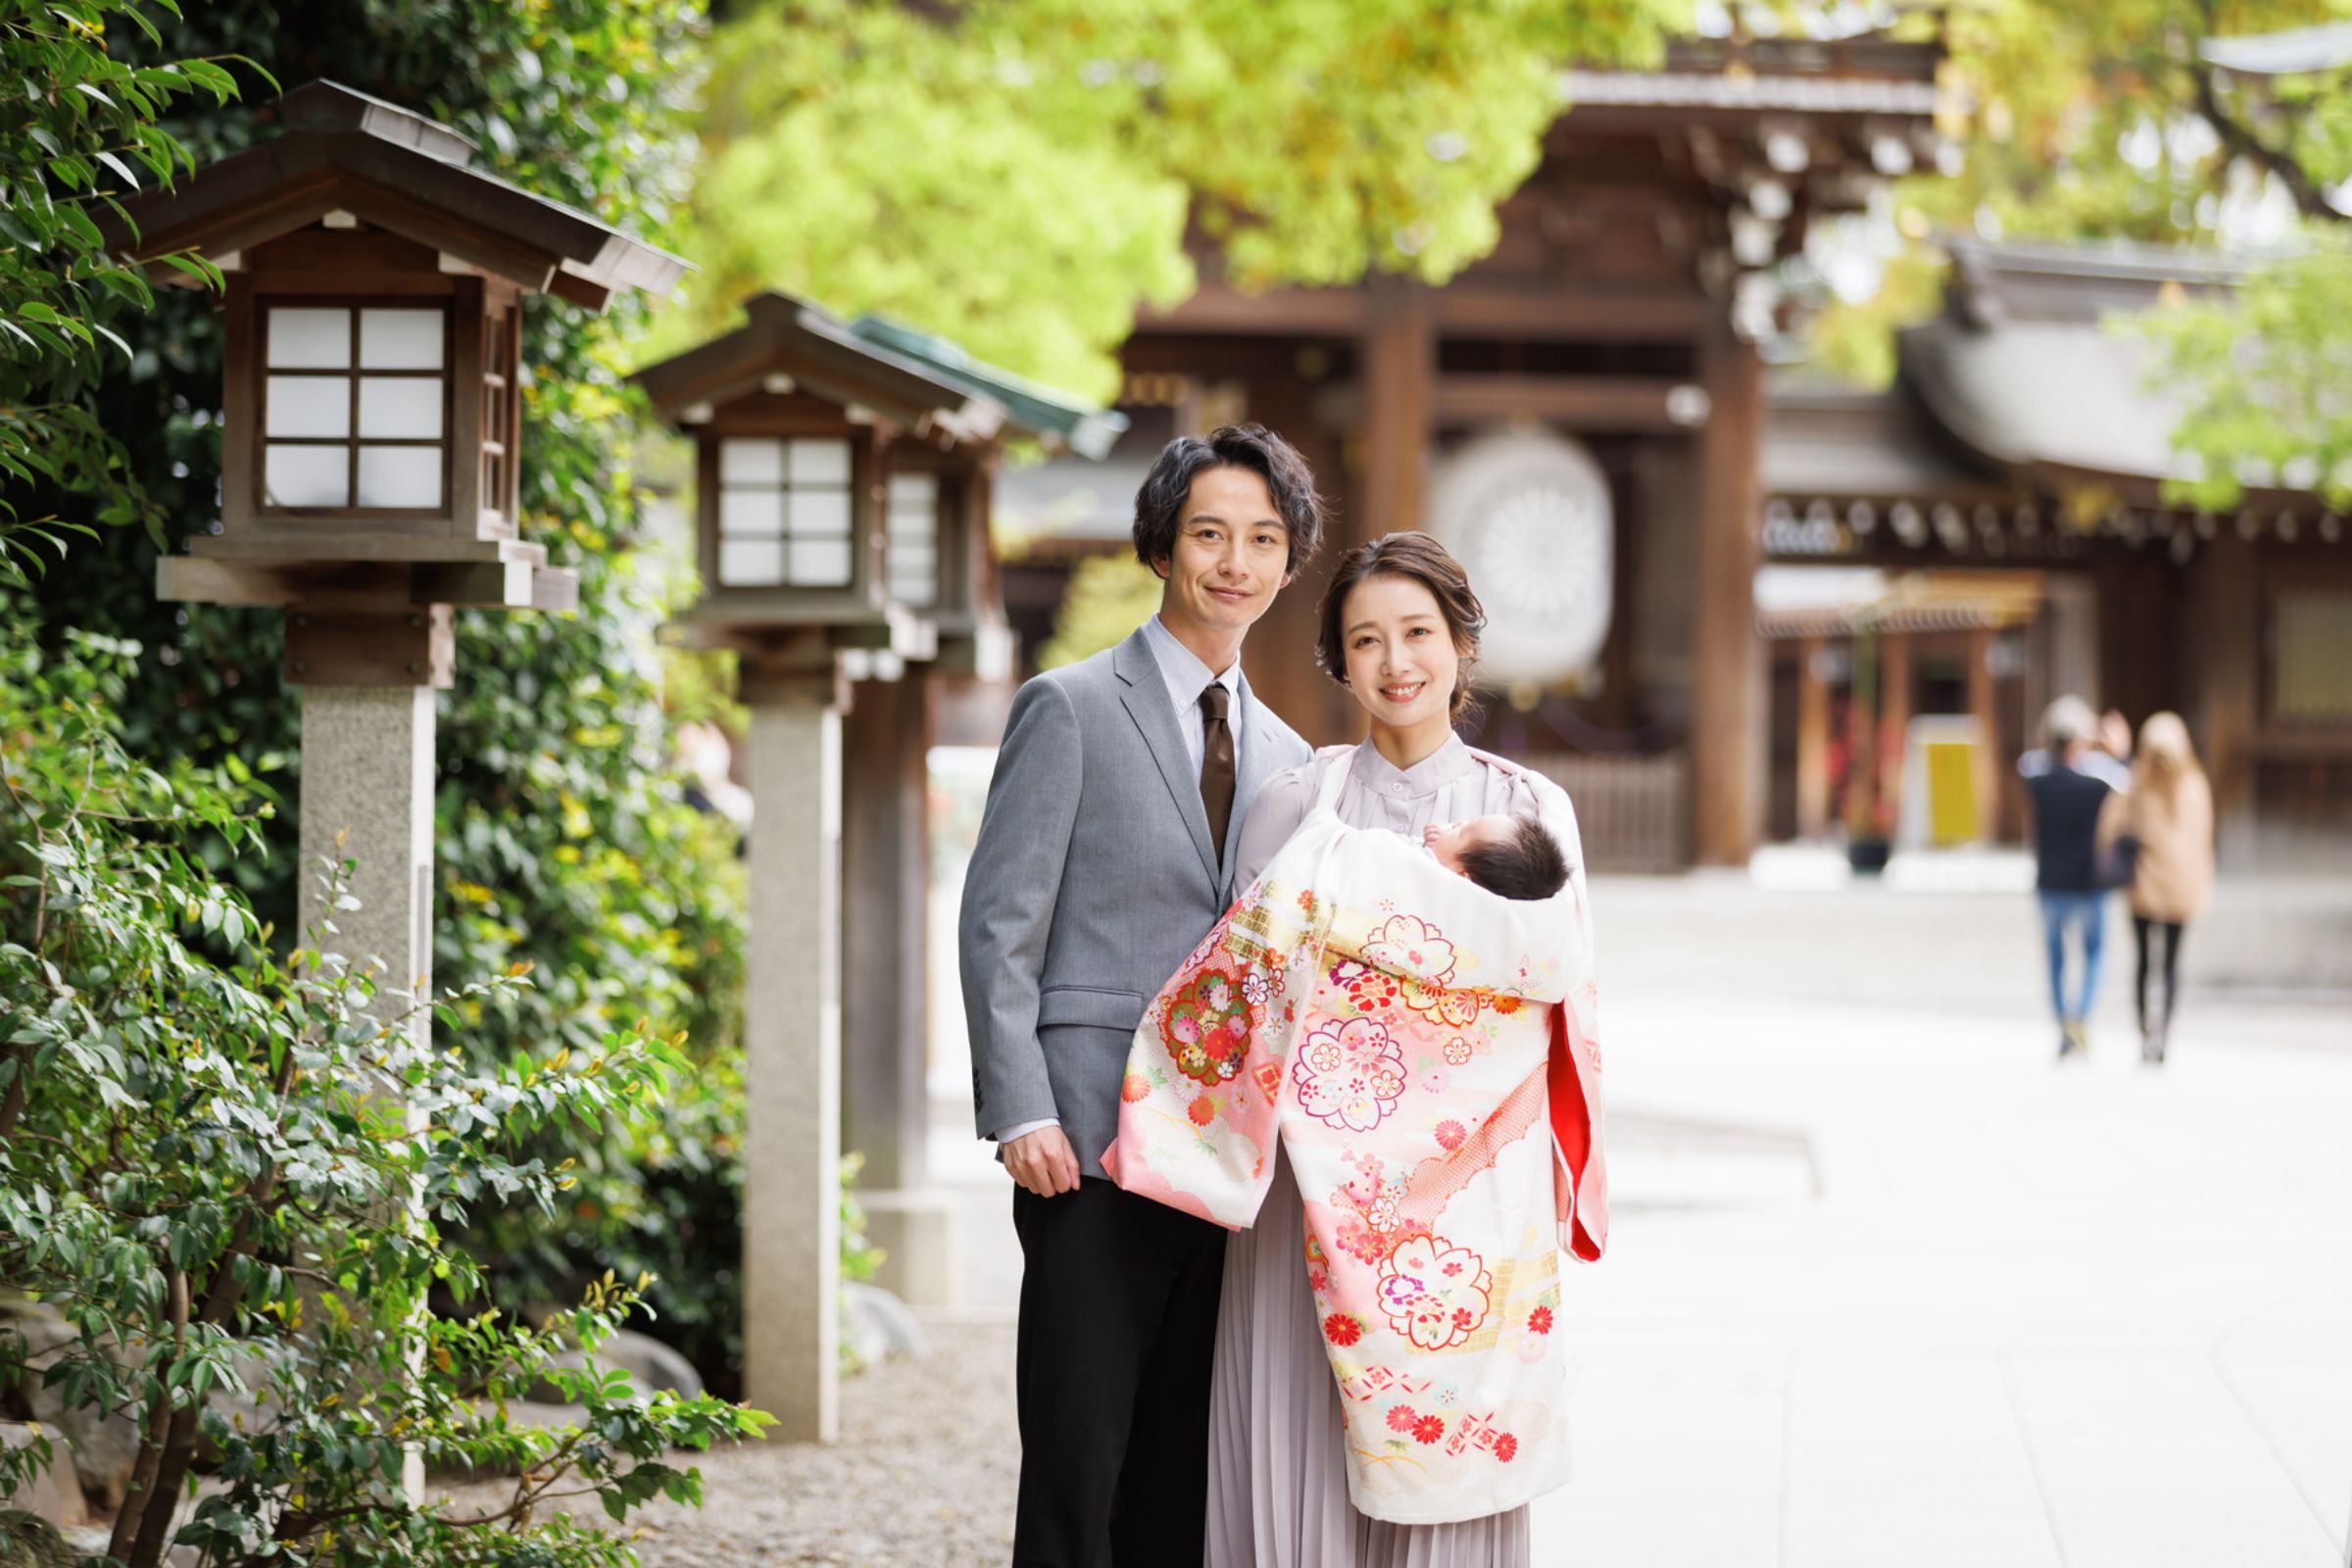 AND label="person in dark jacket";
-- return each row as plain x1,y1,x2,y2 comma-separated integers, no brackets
2018,695,2130,1059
